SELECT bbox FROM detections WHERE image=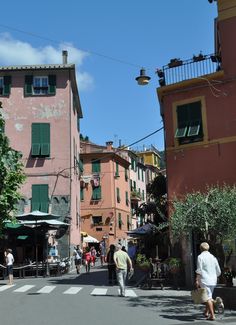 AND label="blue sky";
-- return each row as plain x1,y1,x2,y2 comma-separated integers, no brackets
0,0,217,151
